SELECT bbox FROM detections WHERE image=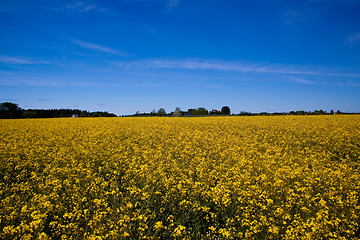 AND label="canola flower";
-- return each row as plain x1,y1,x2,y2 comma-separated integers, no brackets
0,115,359,239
